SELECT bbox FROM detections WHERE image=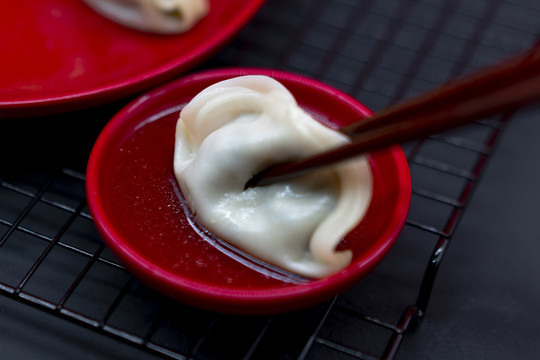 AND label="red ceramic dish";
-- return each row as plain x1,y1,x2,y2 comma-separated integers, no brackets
86,68,411,314
0,0,265,118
